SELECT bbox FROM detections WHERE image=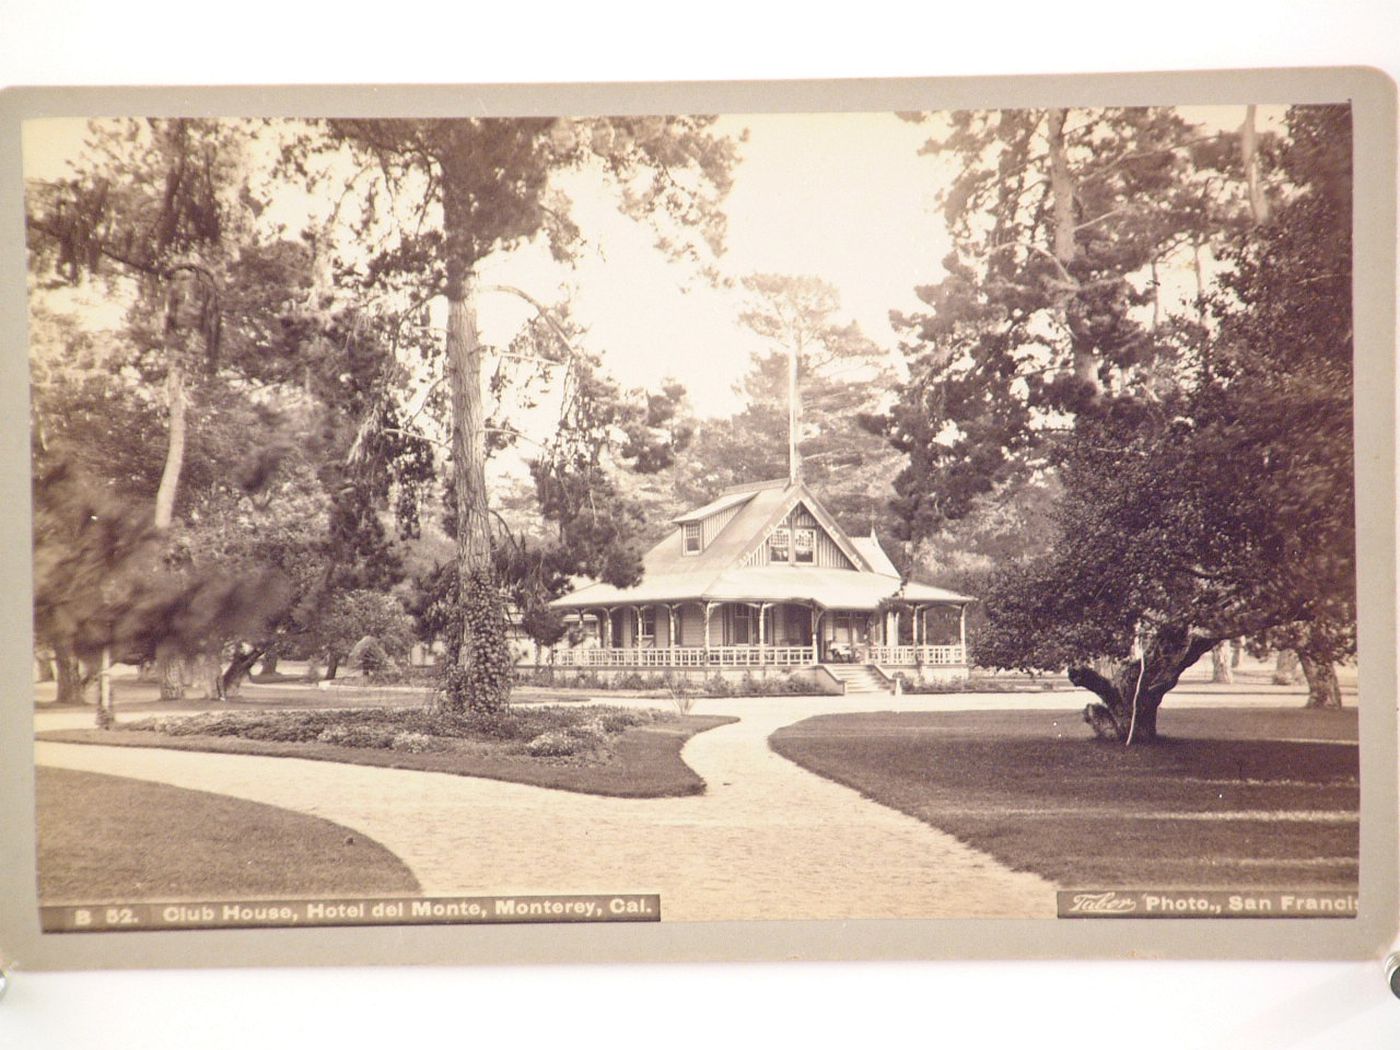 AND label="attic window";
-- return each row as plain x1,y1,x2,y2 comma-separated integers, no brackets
794,527,816,564
768,527,791,563
683,522,702,555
